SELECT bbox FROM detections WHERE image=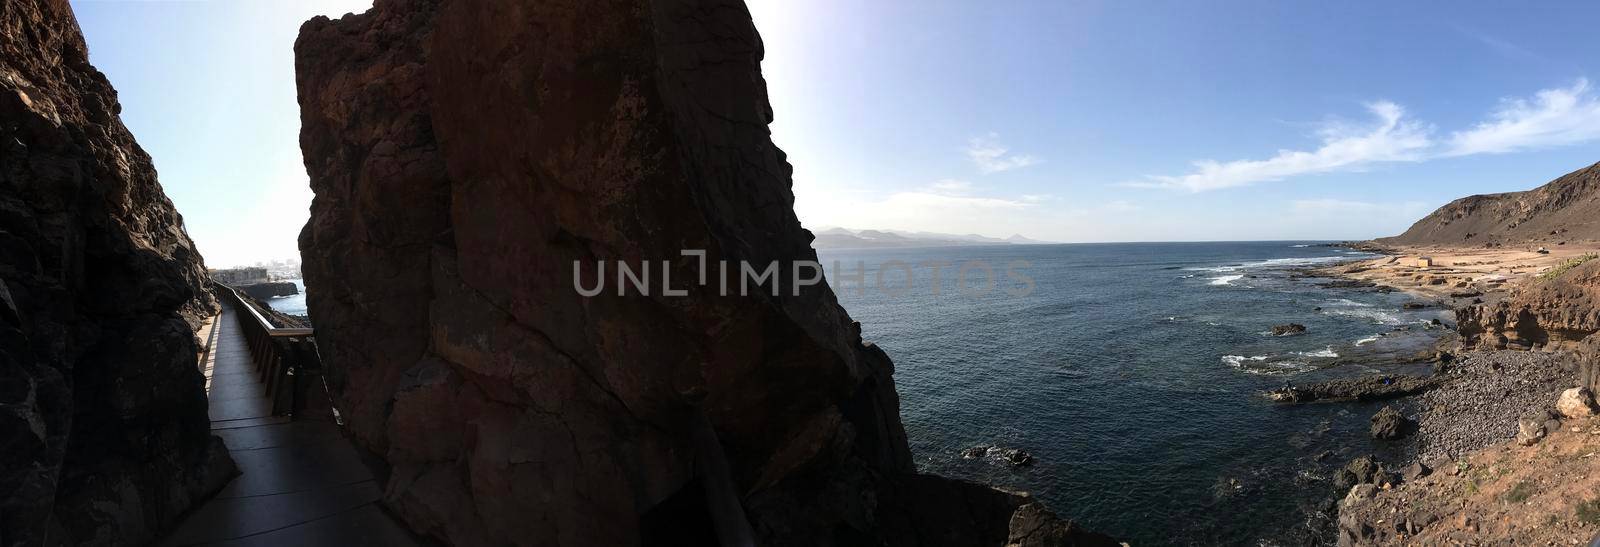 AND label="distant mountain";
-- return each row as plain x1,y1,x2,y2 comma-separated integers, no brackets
1006,234,1048,244
809,227,1053,249
1379,161,1600,246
